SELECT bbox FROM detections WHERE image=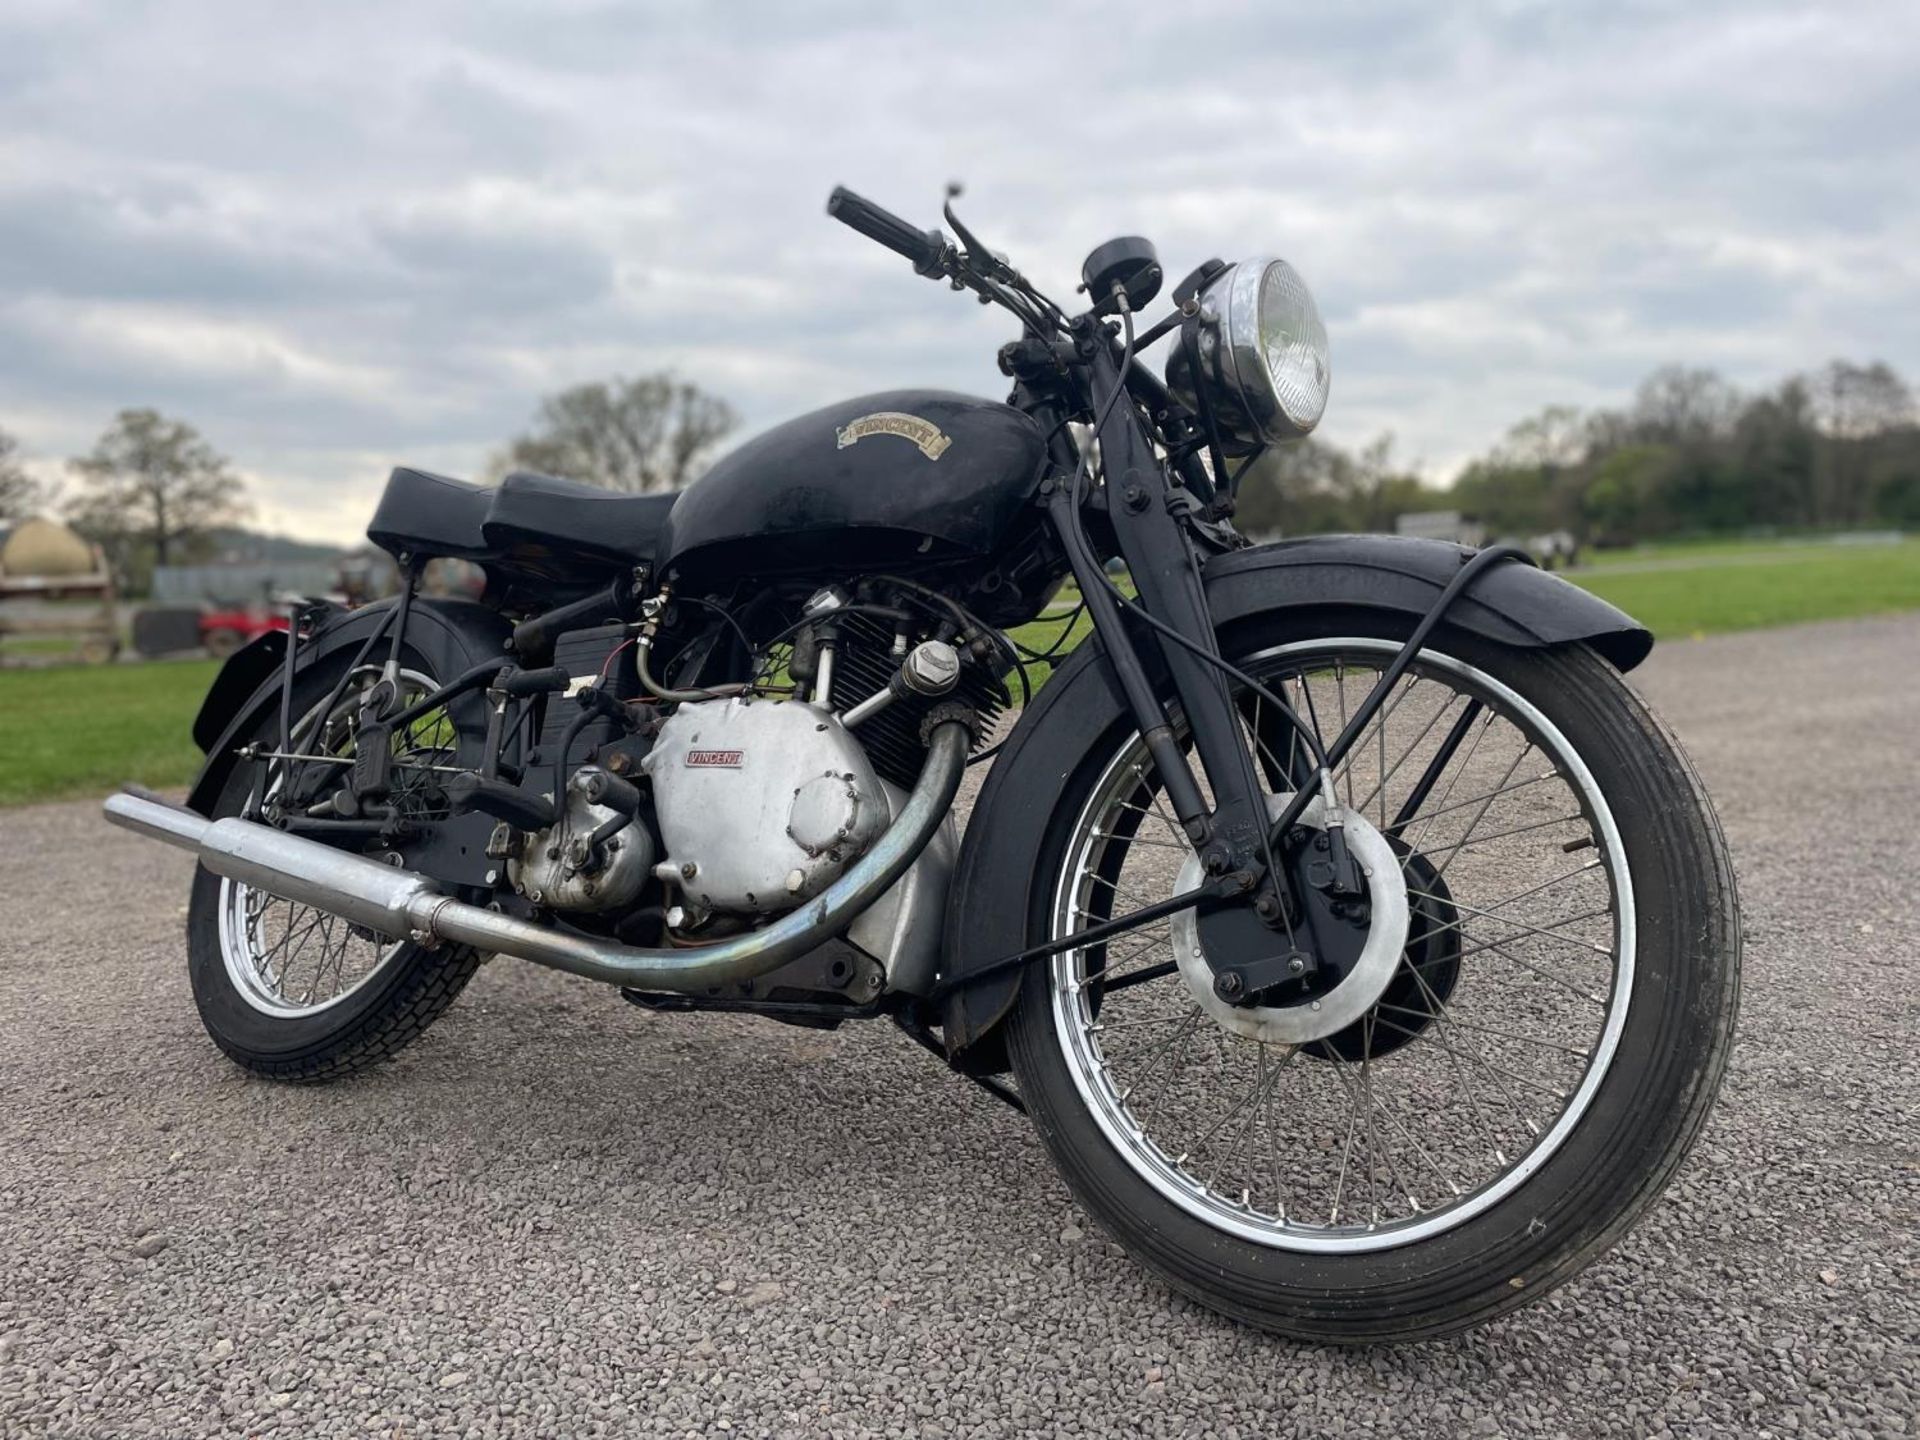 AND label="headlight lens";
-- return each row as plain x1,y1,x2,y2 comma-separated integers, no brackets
1168,257,1330,445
